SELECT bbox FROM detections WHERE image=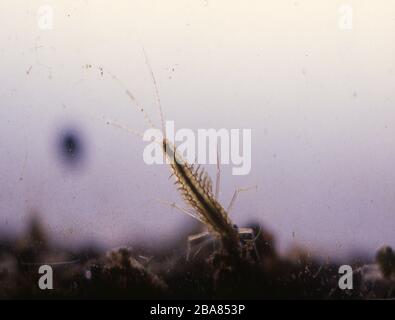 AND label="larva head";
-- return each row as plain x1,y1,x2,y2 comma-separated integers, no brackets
162,138,175,163
162,138,184,165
